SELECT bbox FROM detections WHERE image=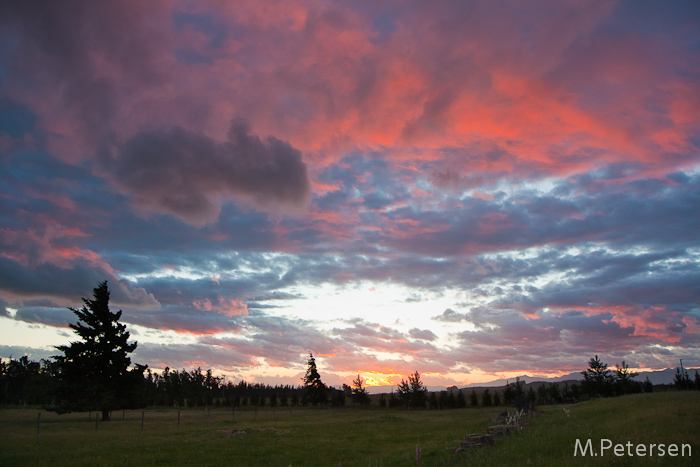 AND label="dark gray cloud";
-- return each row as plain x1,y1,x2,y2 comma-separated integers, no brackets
408,328,437,341
0,1,169,146
432,309,467,323
102,119,310,226
13,306,76,328
0,255,157,309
